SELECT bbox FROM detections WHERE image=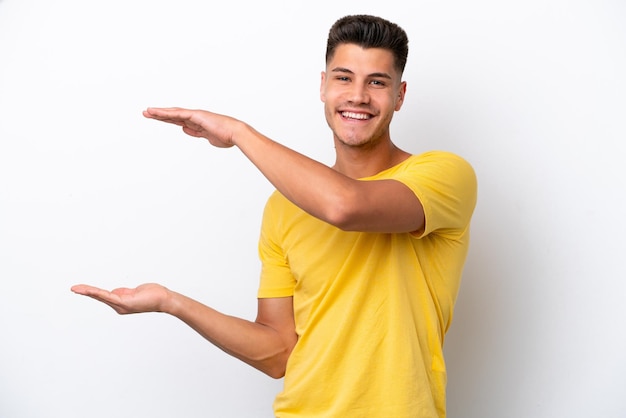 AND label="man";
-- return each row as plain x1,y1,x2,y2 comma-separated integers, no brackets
72,14,477,417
